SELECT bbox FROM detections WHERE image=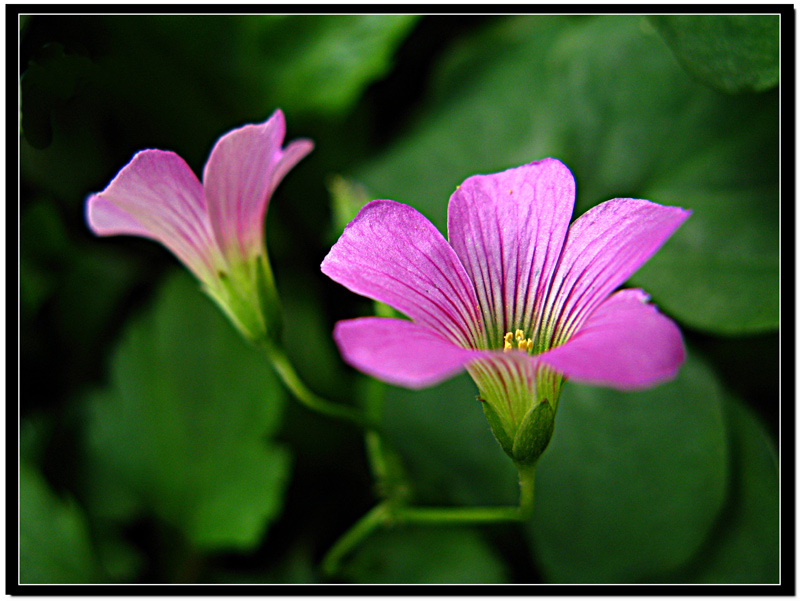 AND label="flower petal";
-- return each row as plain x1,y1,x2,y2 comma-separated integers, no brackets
202,109,312,262
541,197,690,347
539,289,685,389
447,159,575,346
334,317,484,389
322,200,484,348
86,149,218,281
